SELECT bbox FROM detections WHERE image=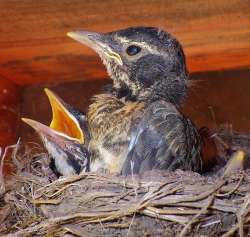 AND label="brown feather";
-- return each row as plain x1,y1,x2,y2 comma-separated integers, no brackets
87,93,144,172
